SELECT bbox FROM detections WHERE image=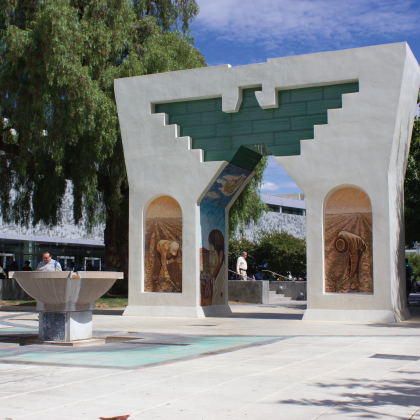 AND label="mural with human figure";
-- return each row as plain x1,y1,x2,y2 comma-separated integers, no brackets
200,165,251,306
324,187,373,293
145,196,182,292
